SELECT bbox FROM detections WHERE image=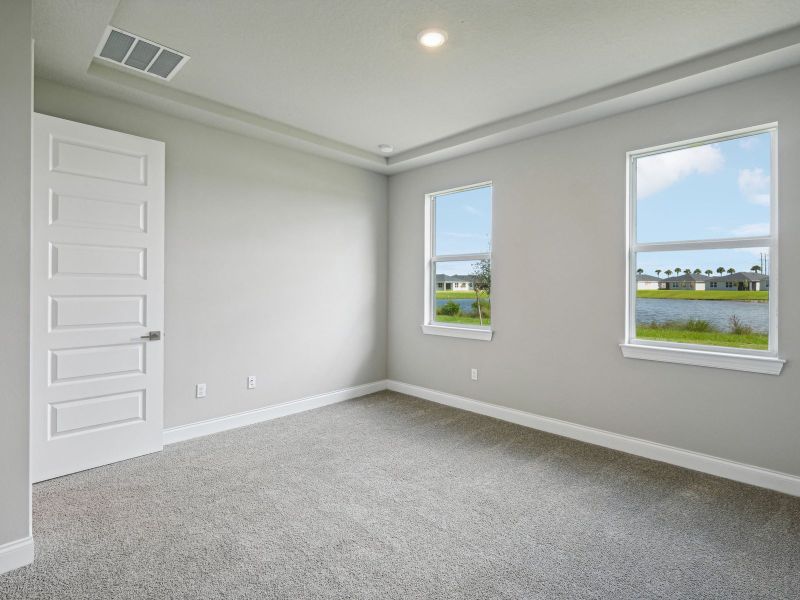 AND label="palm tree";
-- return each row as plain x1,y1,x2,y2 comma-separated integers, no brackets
716,267,725,275
693,269,702,275
751,265,762,273
674,268,682,275
655,269,662,278
665,269,673,277
727,268,735,275
636,268,644,275
705,270,712,276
